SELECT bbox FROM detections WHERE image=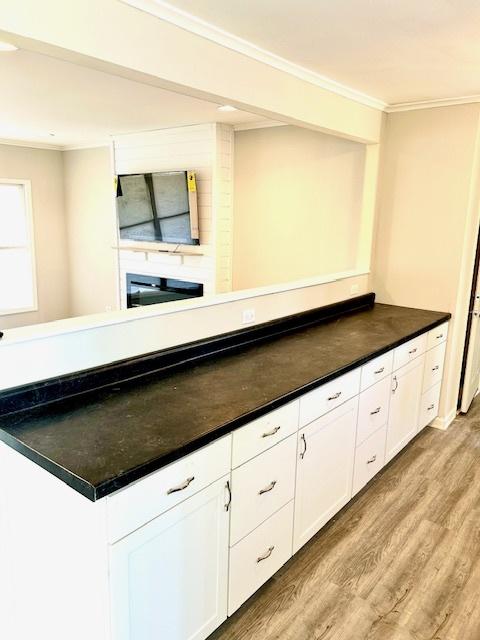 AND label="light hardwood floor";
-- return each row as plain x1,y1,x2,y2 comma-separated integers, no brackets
212,403,480,640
